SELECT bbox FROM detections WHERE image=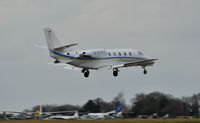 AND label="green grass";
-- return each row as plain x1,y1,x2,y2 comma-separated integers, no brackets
0,118,200,123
